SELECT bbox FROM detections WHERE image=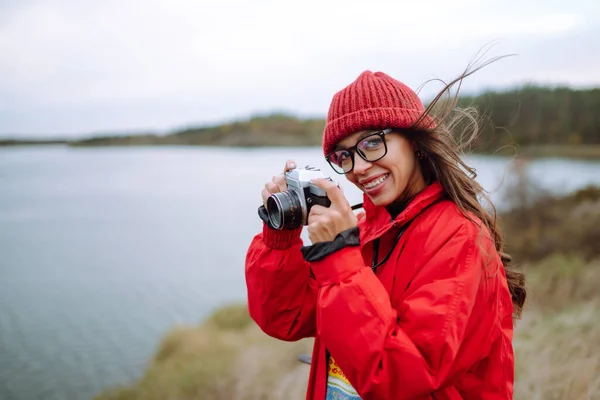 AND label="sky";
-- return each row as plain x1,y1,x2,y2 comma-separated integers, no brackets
0,0,599,138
